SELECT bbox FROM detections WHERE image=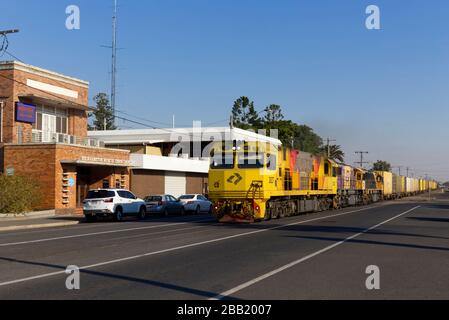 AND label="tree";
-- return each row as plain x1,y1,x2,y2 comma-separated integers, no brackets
229,98,323,154
231,96,261,129
320,144,345,162
263,104,284,124
89,93,116,131
372,160,392,172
